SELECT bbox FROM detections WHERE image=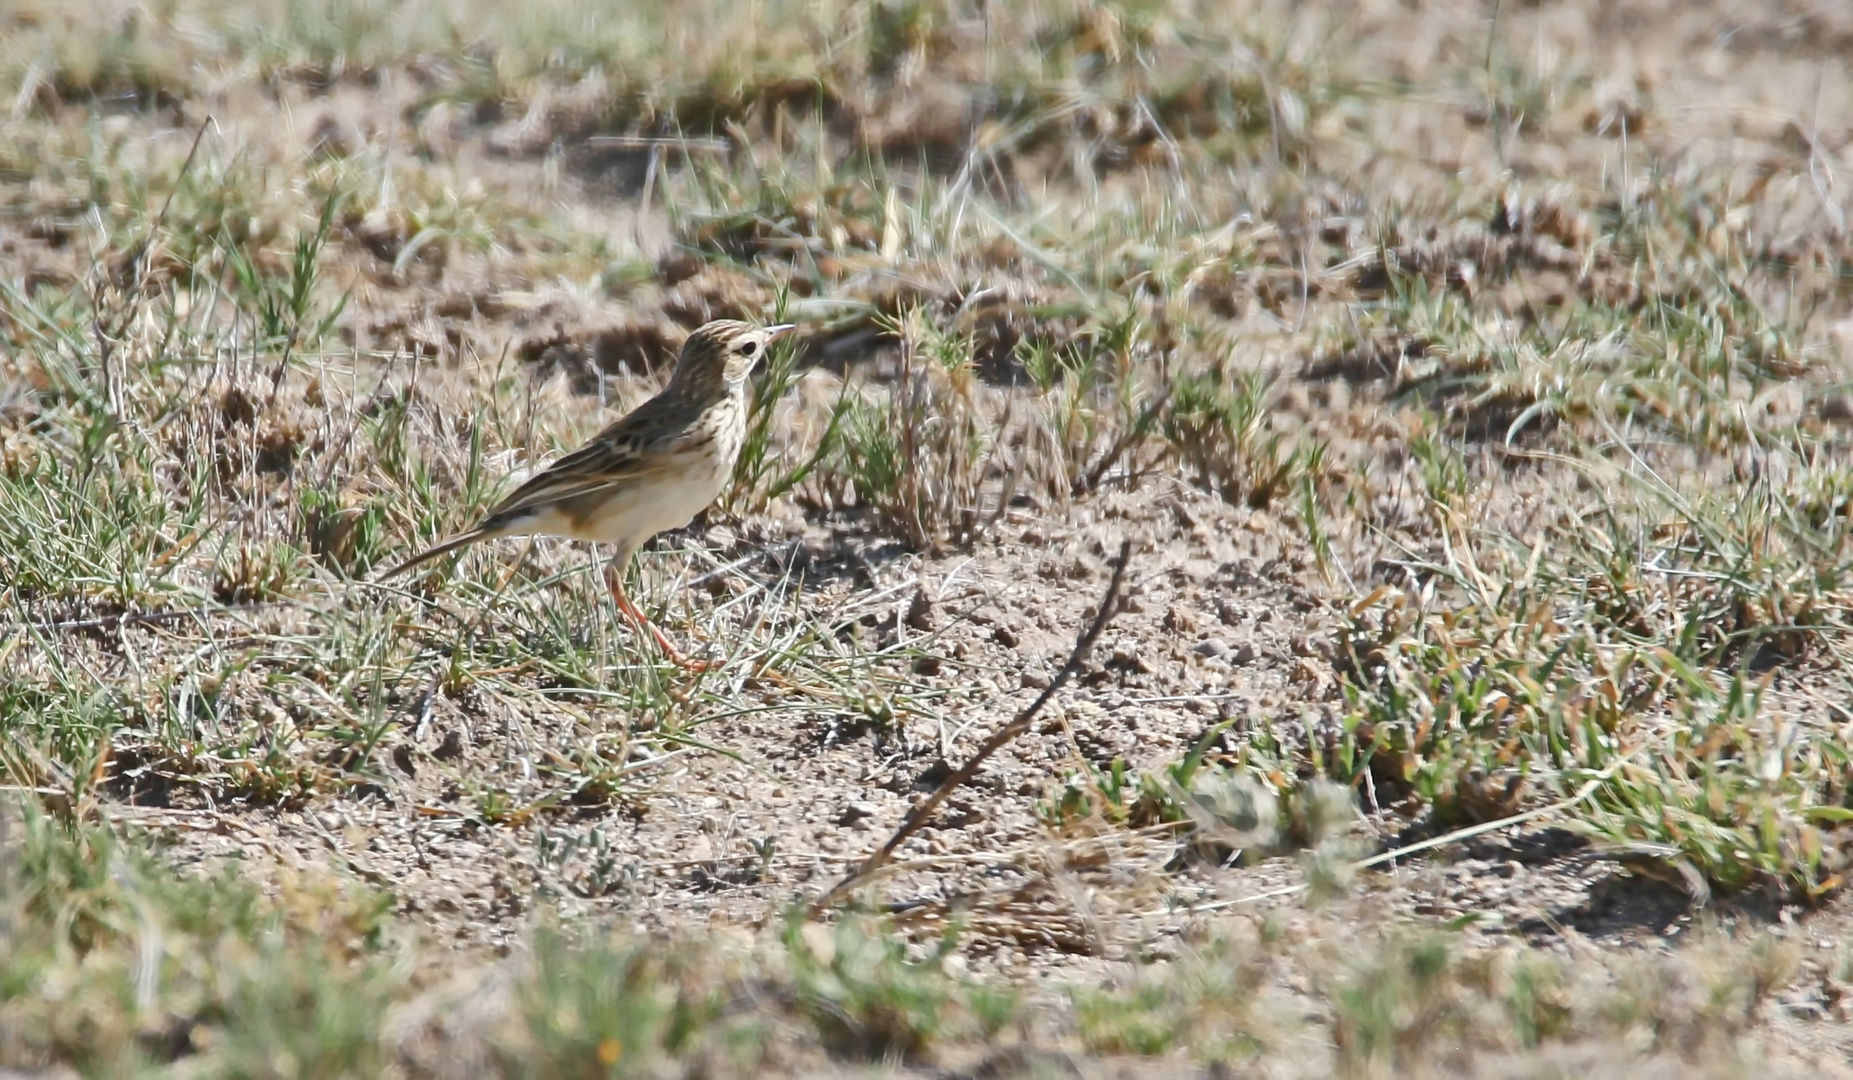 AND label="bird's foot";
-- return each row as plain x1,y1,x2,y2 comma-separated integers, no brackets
606,570,716,673
633,607,713,673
